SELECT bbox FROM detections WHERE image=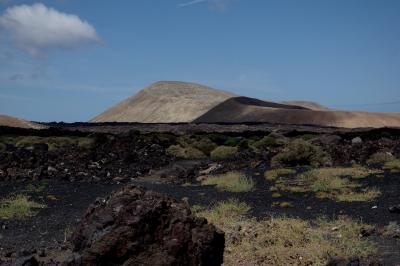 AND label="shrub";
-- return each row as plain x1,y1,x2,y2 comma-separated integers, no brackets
202,172,255,192
250,133,286,151
296,134,317,141
15,136,94,151
210,146,238,159
204,134,229,145
191,137,217,155
224,137,241,147
271,139,330,167
0,195,46,219
166,145,205,159
367,152,395,166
